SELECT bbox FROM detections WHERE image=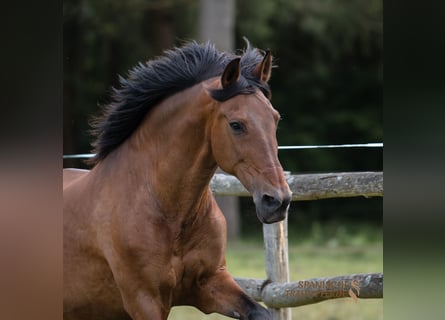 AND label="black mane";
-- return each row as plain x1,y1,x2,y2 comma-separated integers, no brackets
90,40,271,164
